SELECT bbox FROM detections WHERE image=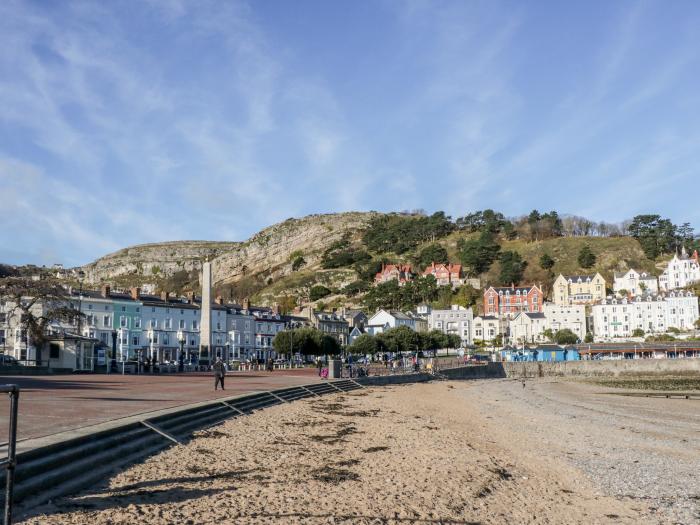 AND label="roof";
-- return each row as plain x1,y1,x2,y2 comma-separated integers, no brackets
524,312,545,319
487,285,540,294
562,274,597,282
